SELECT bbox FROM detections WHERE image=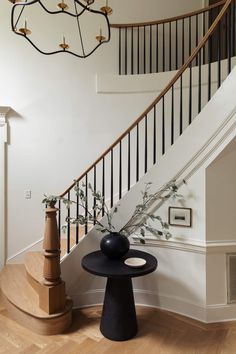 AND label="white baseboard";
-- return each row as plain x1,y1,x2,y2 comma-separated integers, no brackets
71,288,236,323
72,289,206,322
71,289,105,309
206,303,236,322
134,290,207,322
